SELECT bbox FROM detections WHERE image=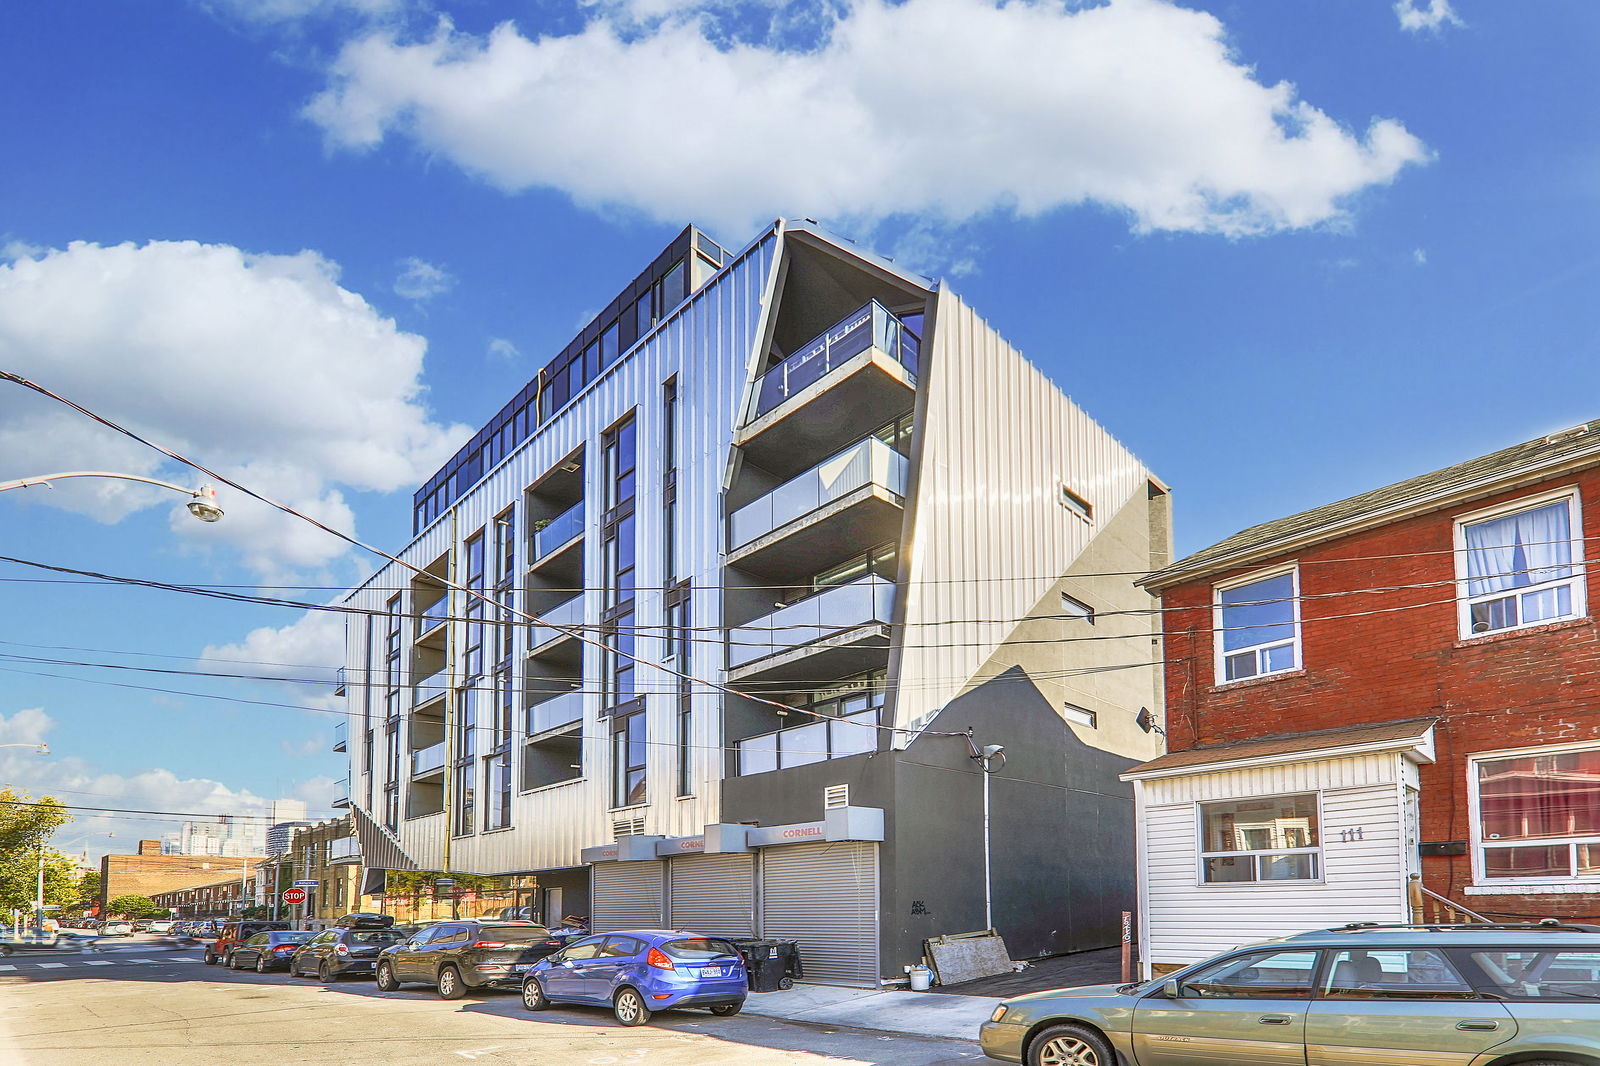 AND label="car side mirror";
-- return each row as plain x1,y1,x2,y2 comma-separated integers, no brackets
1163,980,1182,999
